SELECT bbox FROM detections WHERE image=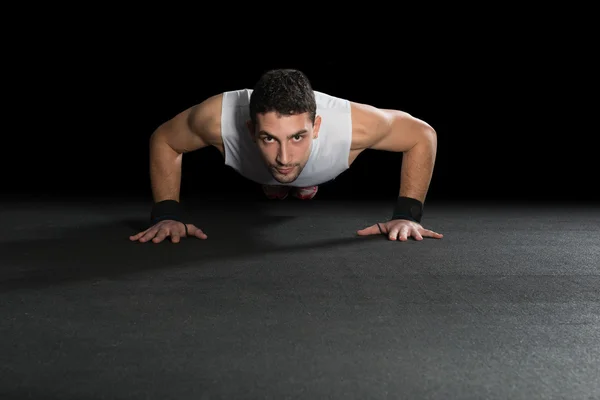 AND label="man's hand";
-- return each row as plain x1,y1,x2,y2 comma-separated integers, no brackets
357,219,443,241
129,220,208,244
